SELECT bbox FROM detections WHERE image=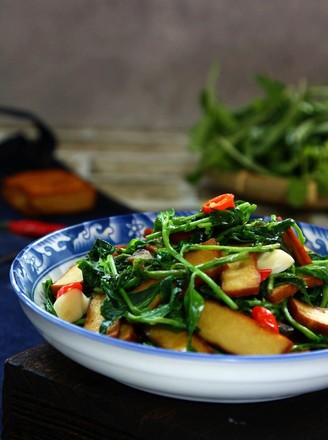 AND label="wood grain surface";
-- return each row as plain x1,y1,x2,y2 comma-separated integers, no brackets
3,343,328,439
